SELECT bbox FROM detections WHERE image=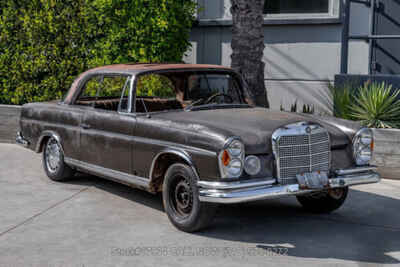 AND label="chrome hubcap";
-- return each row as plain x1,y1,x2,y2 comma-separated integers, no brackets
328,188,344,200
45,138,61,173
